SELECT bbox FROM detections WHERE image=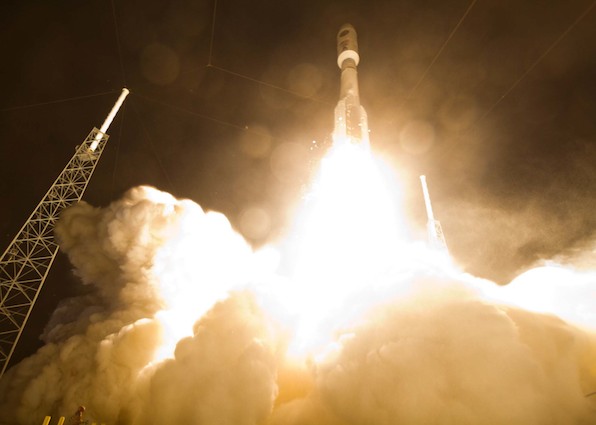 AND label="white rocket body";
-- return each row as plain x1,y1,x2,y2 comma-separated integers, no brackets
334,24,370,148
